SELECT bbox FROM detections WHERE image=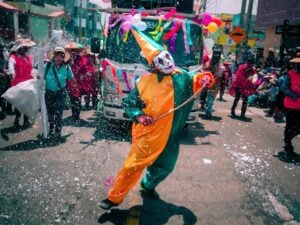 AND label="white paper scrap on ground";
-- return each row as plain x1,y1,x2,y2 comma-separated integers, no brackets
203,158,212,164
